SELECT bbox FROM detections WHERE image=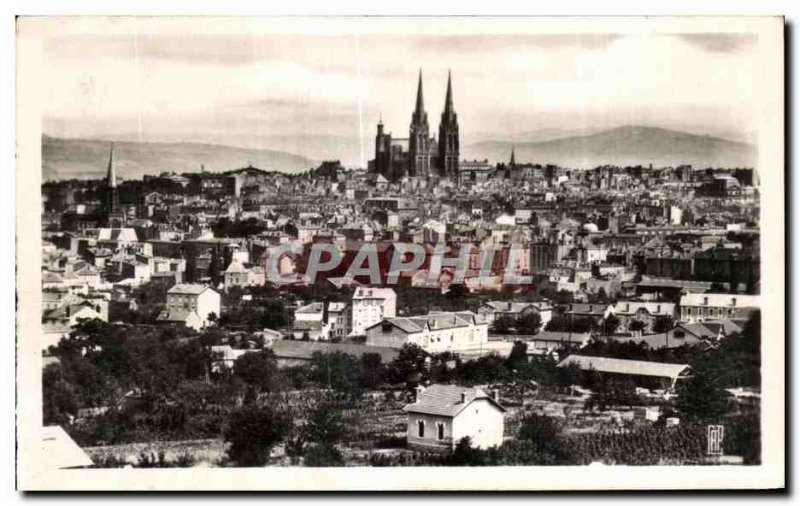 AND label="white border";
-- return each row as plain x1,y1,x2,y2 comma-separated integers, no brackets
13,13,785,492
